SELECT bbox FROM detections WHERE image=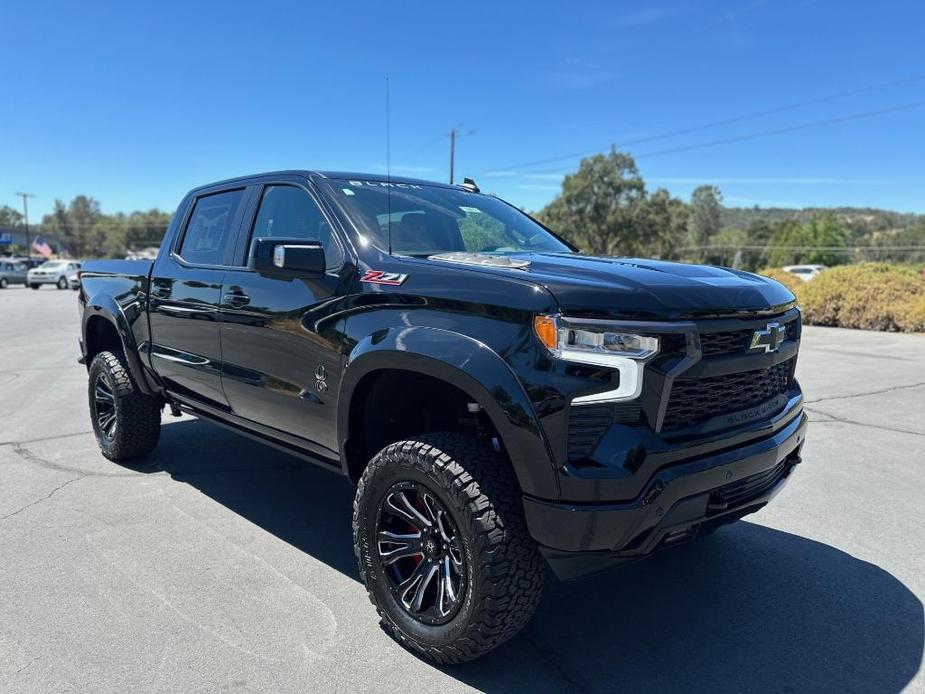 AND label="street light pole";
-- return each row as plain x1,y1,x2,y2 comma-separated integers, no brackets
14,192,35,264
